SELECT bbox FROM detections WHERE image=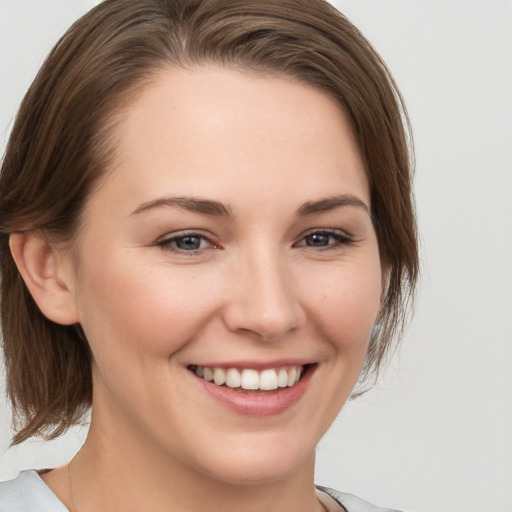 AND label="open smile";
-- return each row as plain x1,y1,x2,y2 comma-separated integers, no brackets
188,364,305,391
187,363,316,415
